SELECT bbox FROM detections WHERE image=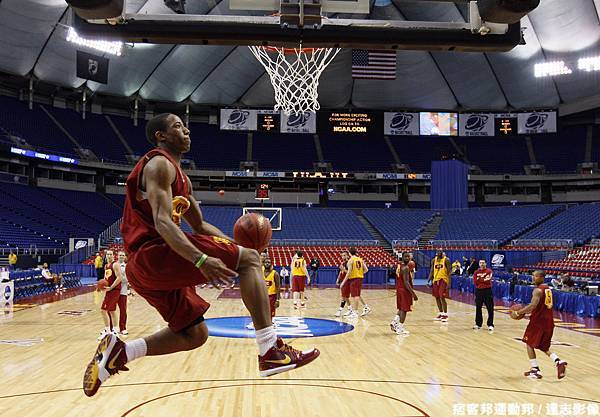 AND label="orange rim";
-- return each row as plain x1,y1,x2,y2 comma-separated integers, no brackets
261,46,318,55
